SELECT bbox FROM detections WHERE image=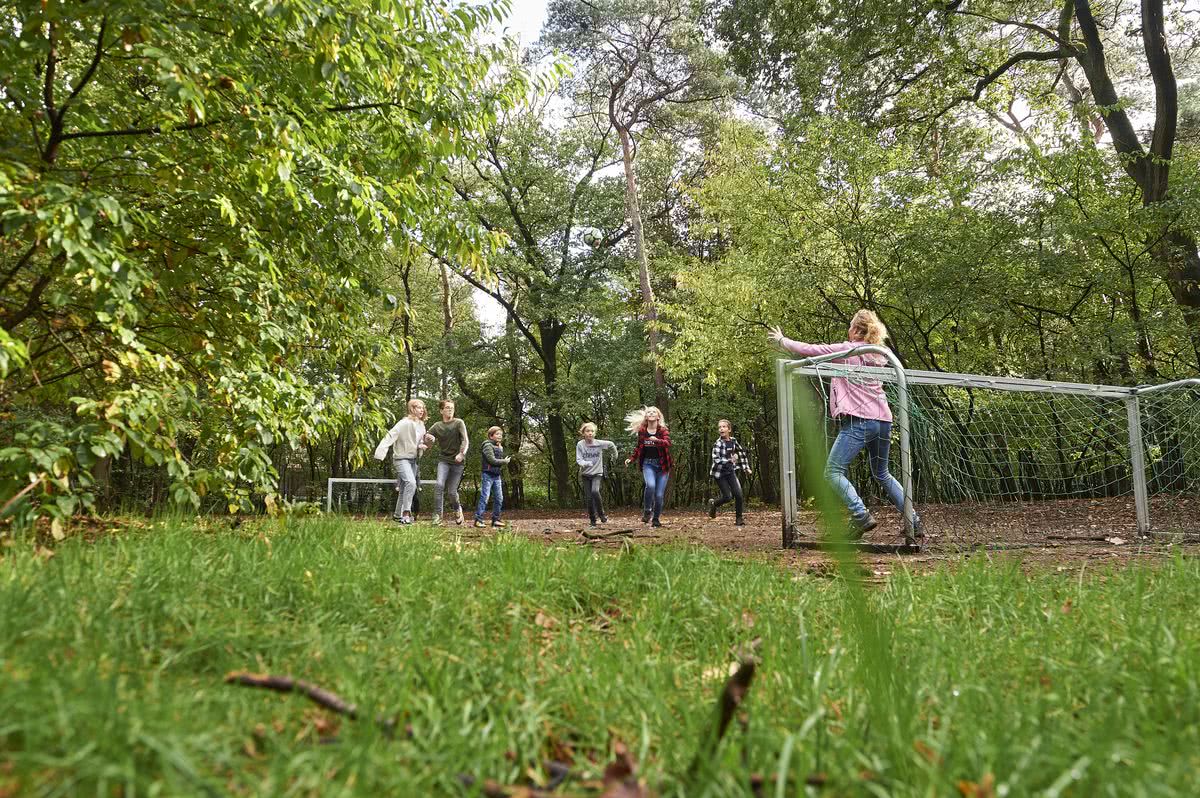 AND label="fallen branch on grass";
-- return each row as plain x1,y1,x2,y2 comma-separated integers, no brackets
580,528,638,541
602,740,651,797
224,671,358,718
456,760,572,797
688,646,759,779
